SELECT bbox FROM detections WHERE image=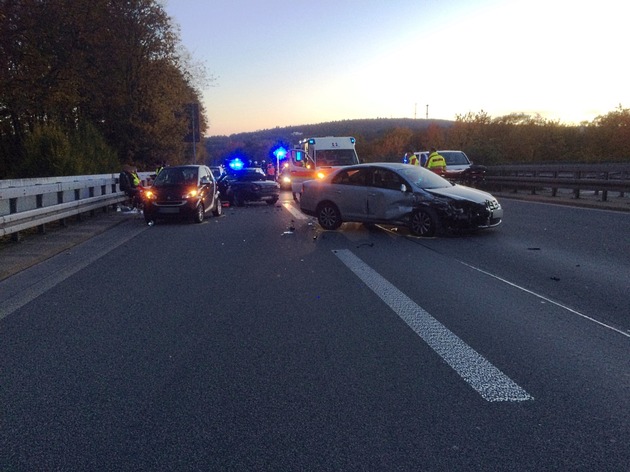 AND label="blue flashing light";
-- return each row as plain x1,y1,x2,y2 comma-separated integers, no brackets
228,158,244,171
273,146,287,160
350,137,356,144
308,138,315,145
295,151,303,161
